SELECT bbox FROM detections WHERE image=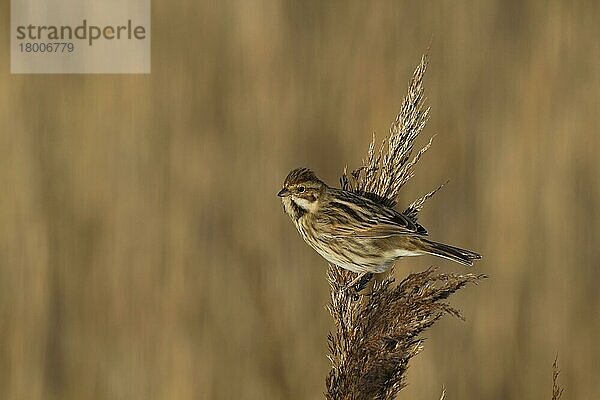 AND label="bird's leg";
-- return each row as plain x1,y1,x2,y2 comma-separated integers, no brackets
355,272,374,292
347,272,365,289
346,272,374,293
